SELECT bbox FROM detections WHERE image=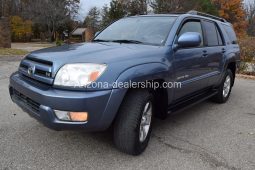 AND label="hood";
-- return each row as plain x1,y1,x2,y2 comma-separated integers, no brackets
21,42,169,88
29,42,164,65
